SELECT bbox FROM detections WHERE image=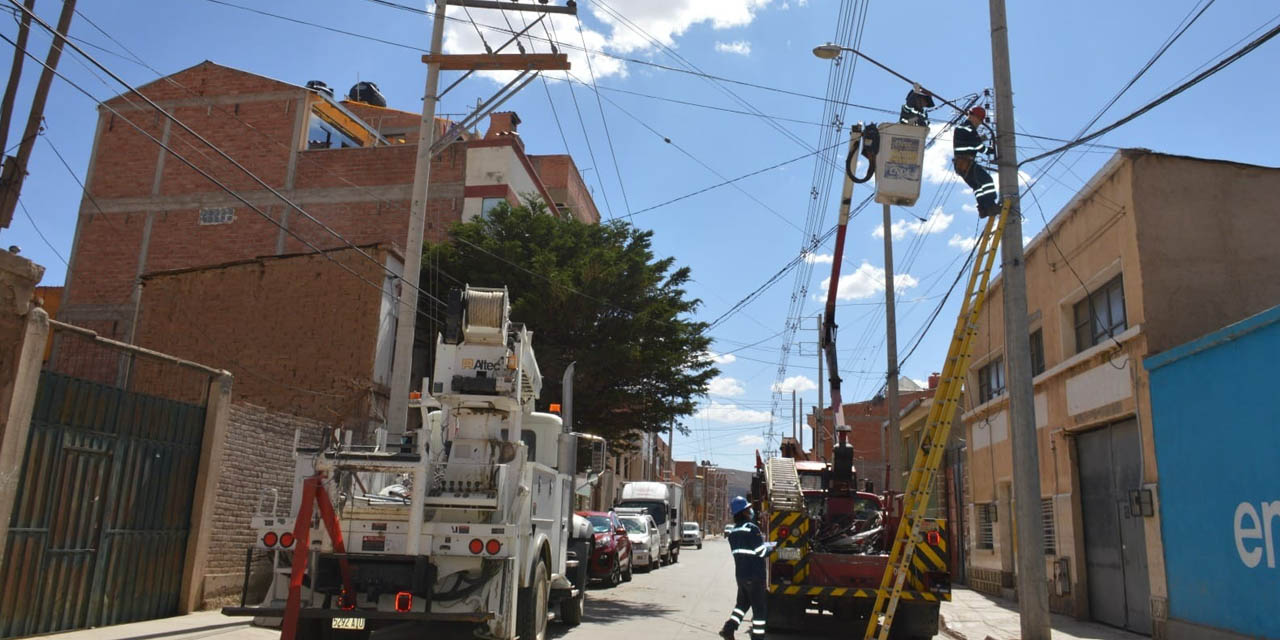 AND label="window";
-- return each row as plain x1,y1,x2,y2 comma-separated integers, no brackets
1073,275,1127,352
481,197,506,216
307,110,363,150
1042,498,1056,555
199,207,234,225
977,357,1005,404
1029,329,1046,376
976,503,996,550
